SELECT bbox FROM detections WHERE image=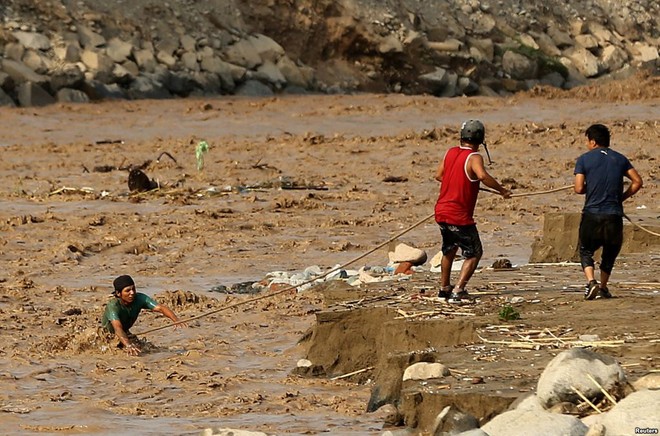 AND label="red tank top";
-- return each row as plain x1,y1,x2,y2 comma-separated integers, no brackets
434,146,480,225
